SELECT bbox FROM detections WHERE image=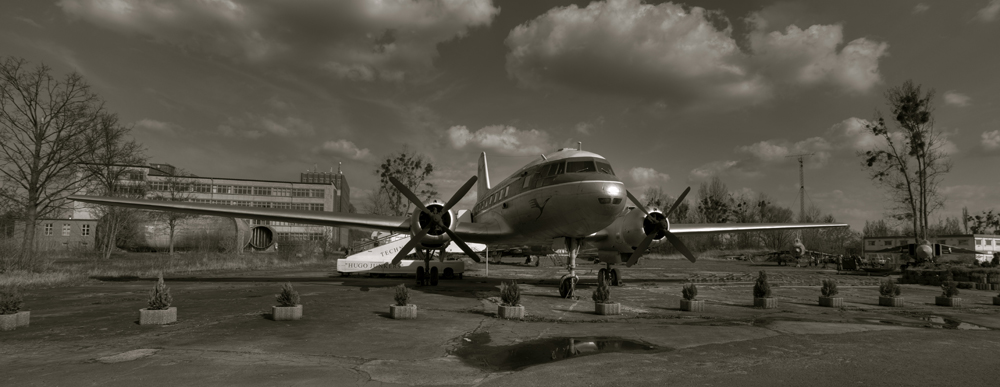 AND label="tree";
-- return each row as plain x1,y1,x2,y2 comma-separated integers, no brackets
0,57,107,266
79,112,147,259
967,210,999,235
863,219,897,237
757,197,796,251
362,187,396,216
928,216,964,236
642,186,690,221
149,174,193,255
374,146,436,216
861,80,951,242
